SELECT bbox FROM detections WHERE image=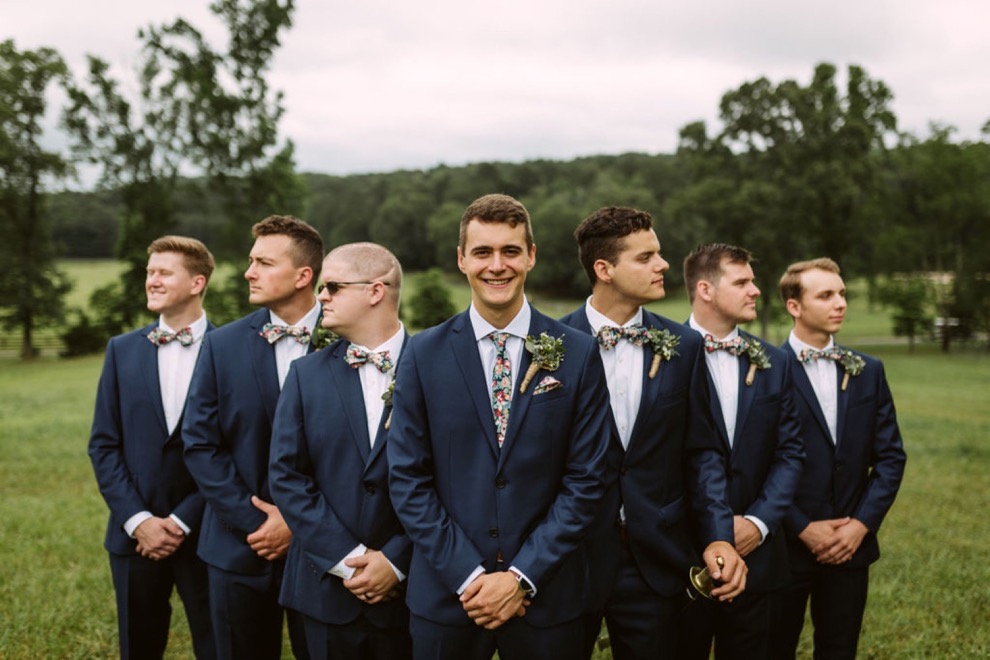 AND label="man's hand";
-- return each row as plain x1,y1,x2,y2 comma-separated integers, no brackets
246,496,291,560
460,572,529,630
733,516,762,558
134,517,185,560
811,518,868,565
703,540,747,602
798,518,850,555
343,549,401,605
